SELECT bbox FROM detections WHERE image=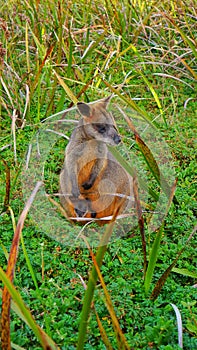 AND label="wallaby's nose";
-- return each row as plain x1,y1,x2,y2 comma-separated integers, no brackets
114,134,121,144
